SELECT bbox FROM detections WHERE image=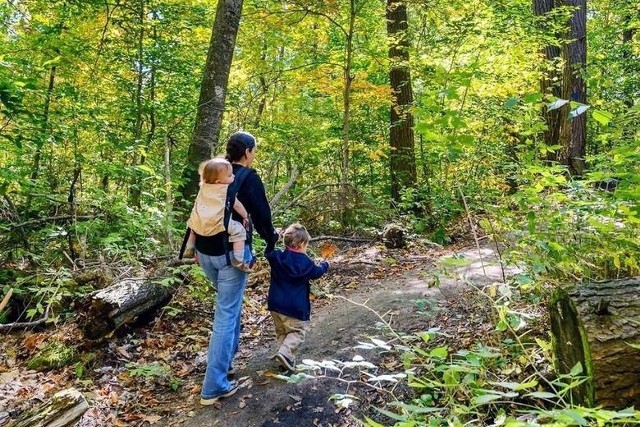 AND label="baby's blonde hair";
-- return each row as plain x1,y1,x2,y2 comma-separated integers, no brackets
199,158,232,184
283,223,311,249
